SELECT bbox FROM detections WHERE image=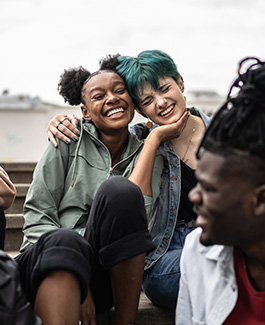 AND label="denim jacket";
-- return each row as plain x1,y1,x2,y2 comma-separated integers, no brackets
130,108,211,270
176,228,237,325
